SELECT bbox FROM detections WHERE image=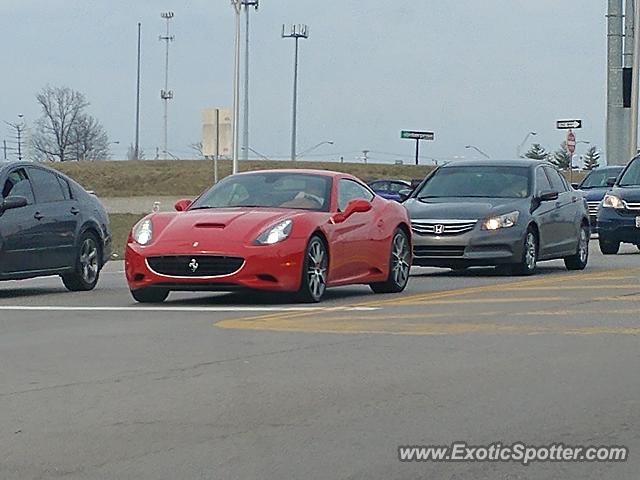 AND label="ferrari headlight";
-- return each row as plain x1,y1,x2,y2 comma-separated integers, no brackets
255,219,293,245
132,218,153,245
602,194,627,209
481,211,520,231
